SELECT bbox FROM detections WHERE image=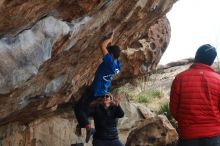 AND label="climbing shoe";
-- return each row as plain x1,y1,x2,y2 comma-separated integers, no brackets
85,128,95,143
